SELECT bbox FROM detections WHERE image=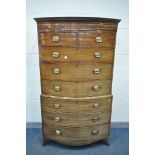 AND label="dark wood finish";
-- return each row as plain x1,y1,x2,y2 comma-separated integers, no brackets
35,17,120,146
38,22,118,31
34,17,121,23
